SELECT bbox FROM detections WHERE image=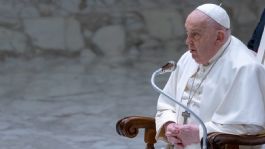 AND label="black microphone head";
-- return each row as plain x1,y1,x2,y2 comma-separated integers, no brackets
160,61,176,74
